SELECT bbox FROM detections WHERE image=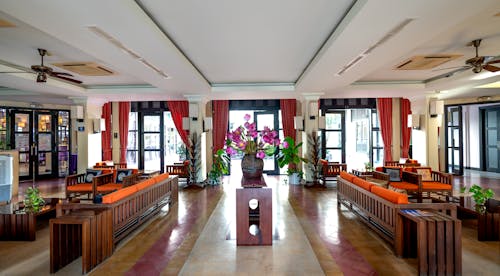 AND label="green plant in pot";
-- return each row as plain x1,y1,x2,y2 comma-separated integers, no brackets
277,136,308,185
469,184,494,213
207,149,230,185
23,186,45,213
